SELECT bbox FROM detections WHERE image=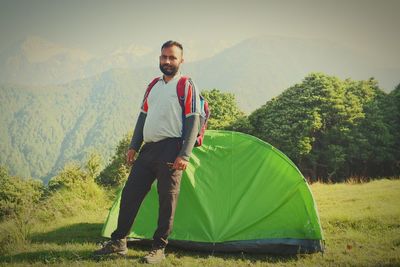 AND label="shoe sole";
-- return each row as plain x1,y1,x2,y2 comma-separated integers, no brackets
93,249,128,257
145,256,166,264
117,250,128,256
